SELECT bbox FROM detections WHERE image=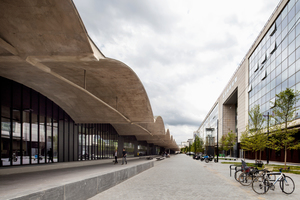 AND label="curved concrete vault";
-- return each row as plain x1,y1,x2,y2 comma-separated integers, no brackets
0,0,179,151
